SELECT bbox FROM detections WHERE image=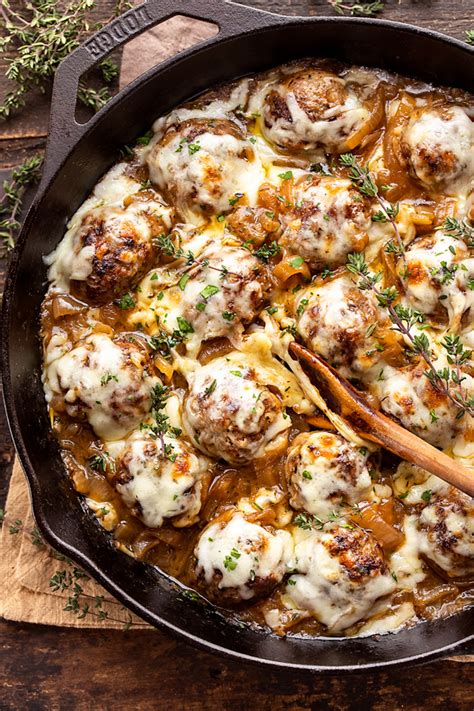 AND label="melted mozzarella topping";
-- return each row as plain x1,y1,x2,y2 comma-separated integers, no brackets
44,333,158,439
167,244,269,347
402,106,474,192
147,130,264,224
389,515,427,589
195,512,294,599
286,431,372,516
370,365,463,448
286,526,396,631
183,355,291,464
296,275,383,377
251,72,369,153
45,163,166,293
418,493,474,577
400,232,473,327
280,177,371,268
116,432,208,528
